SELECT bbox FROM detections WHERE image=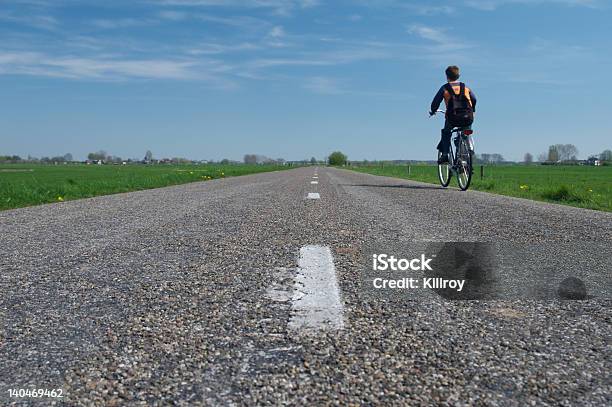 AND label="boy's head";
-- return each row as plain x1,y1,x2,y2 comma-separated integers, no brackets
445,65,460,81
